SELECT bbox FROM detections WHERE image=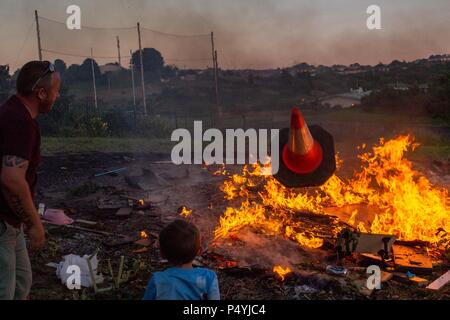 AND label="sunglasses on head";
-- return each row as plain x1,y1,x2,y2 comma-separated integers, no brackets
31,62,55,91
